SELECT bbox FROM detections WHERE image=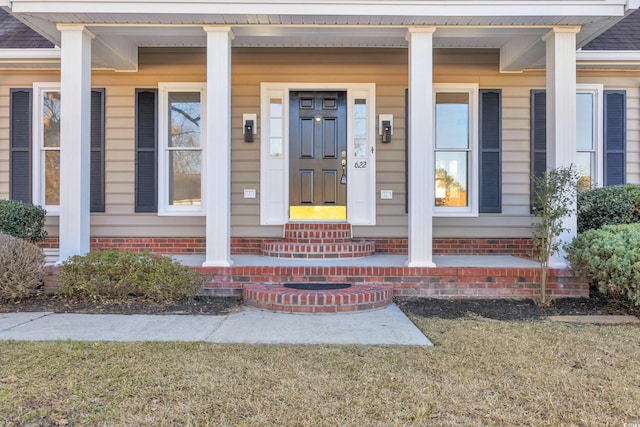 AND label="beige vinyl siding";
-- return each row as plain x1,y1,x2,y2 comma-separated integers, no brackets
90,53,206,237
2,48,640,240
